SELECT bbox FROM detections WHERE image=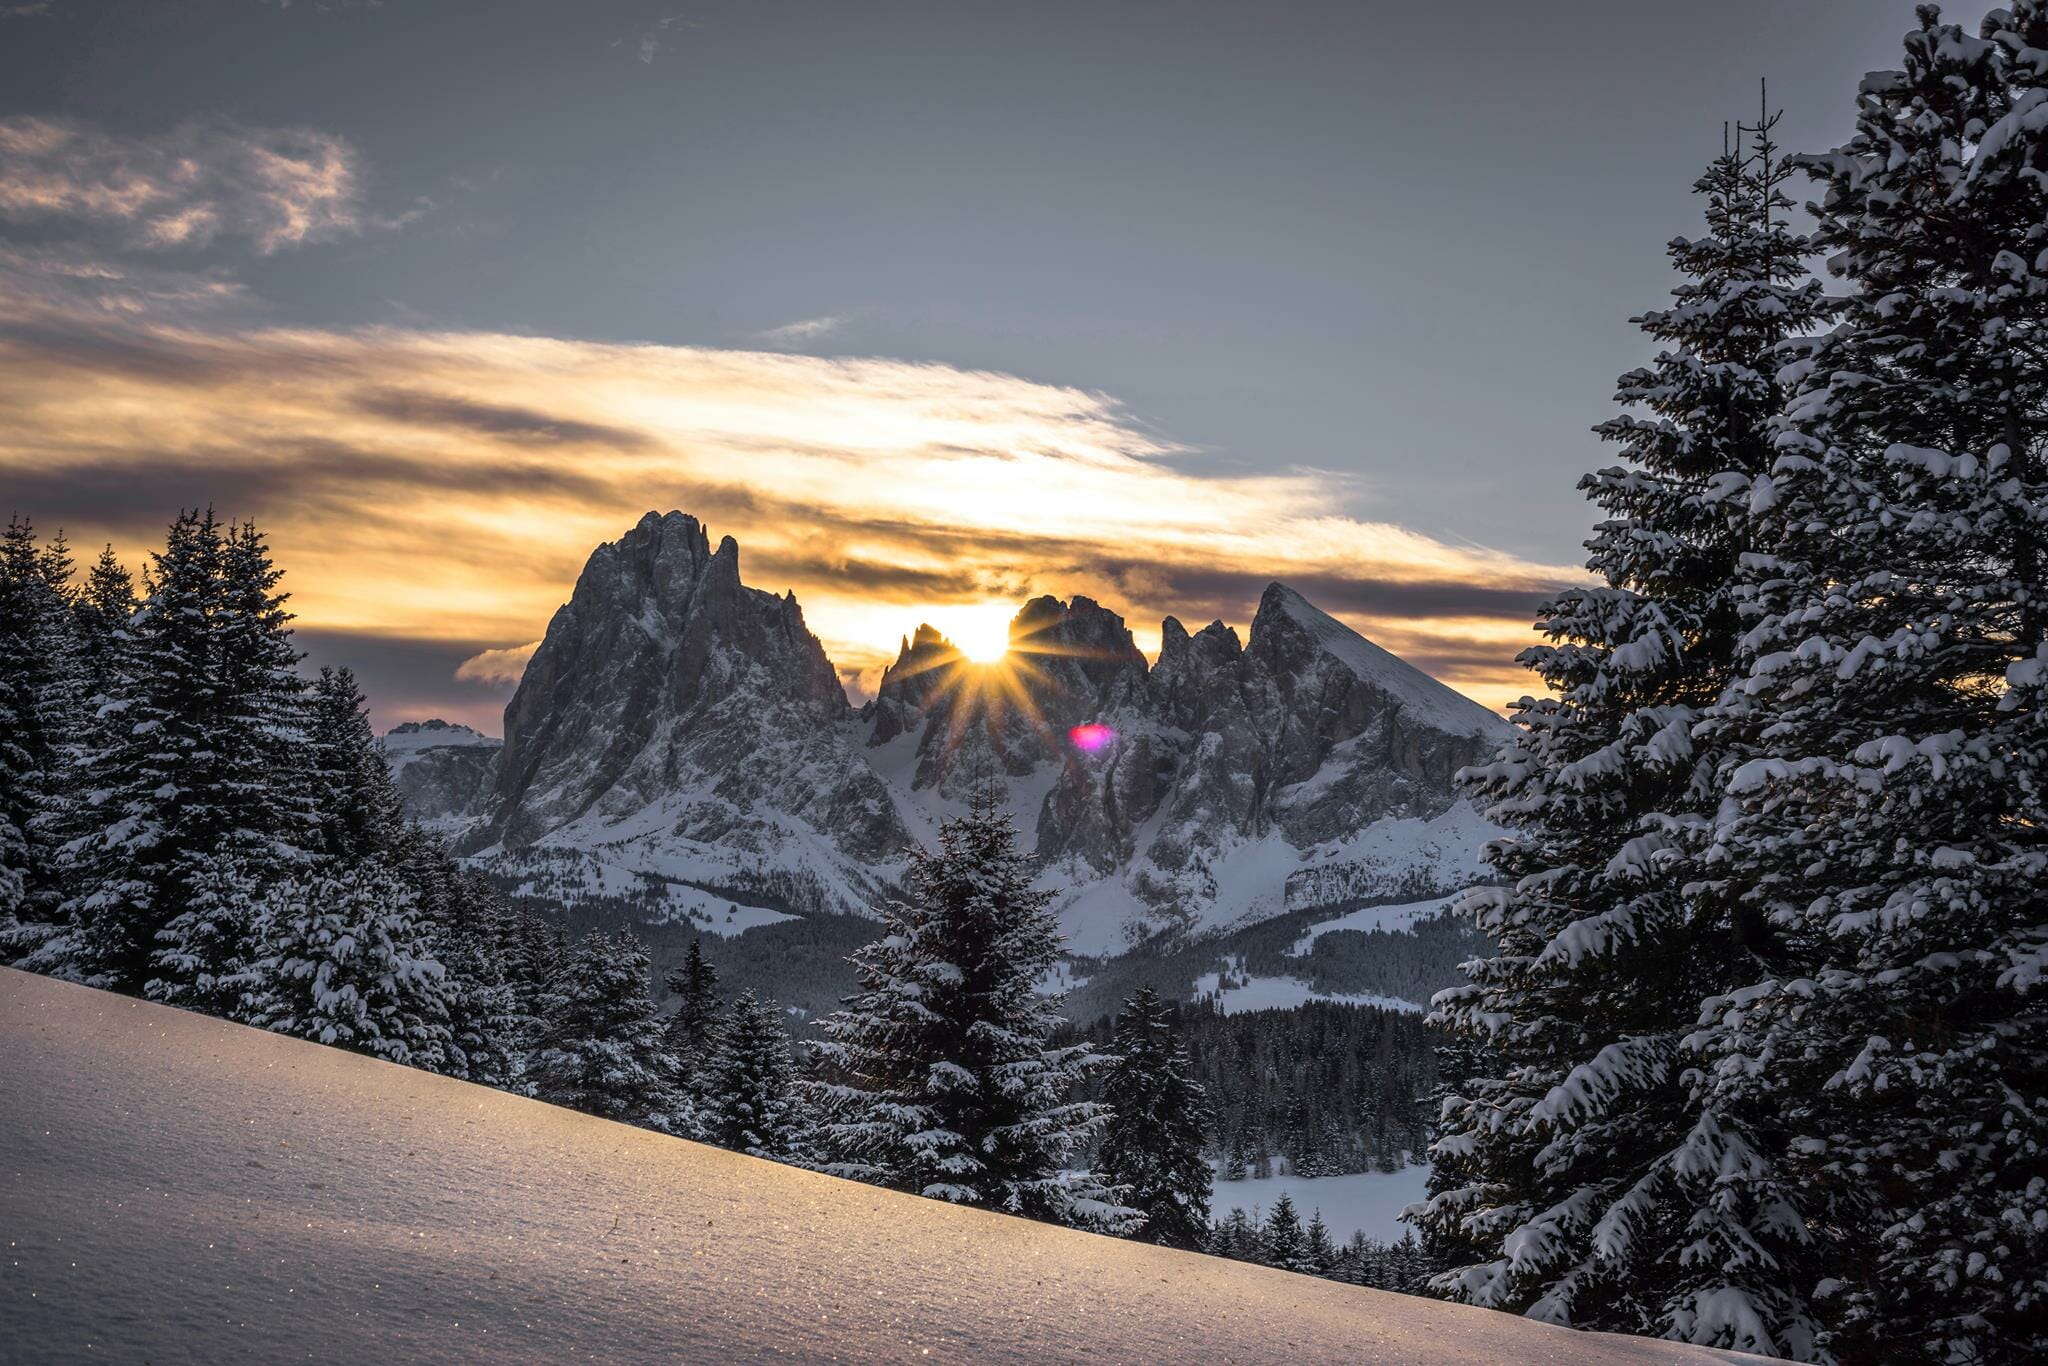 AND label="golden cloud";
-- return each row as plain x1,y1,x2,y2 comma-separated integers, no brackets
0,271,1573,713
